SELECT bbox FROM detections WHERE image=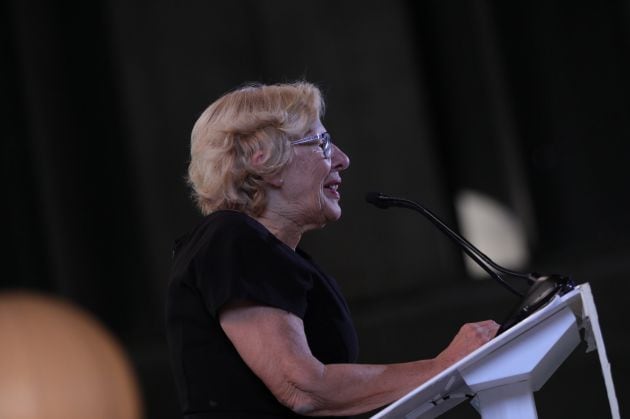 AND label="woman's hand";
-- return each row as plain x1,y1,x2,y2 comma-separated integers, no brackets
435,320,500,369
